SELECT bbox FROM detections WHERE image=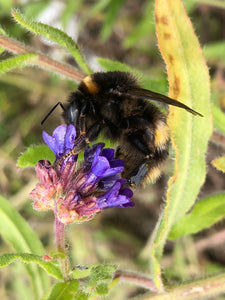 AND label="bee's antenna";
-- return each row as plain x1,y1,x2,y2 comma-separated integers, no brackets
41,102,65,125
